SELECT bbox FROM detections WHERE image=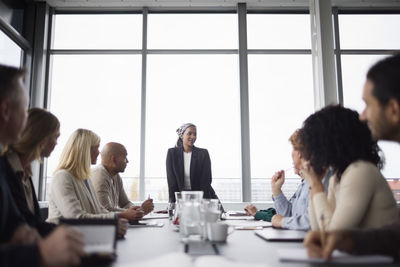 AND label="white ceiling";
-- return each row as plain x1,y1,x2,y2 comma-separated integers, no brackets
37,0,400,9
